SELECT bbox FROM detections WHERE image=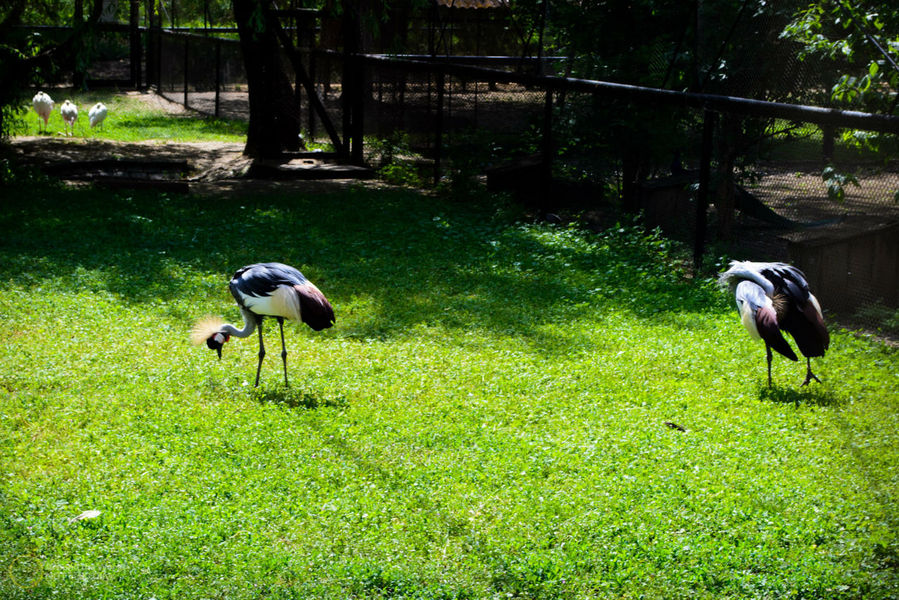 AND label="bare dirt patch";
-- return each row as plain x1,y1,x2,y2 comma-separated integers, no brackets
719,164,899,263
6,136,384,196
123,89,193,115
9,137,250,181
